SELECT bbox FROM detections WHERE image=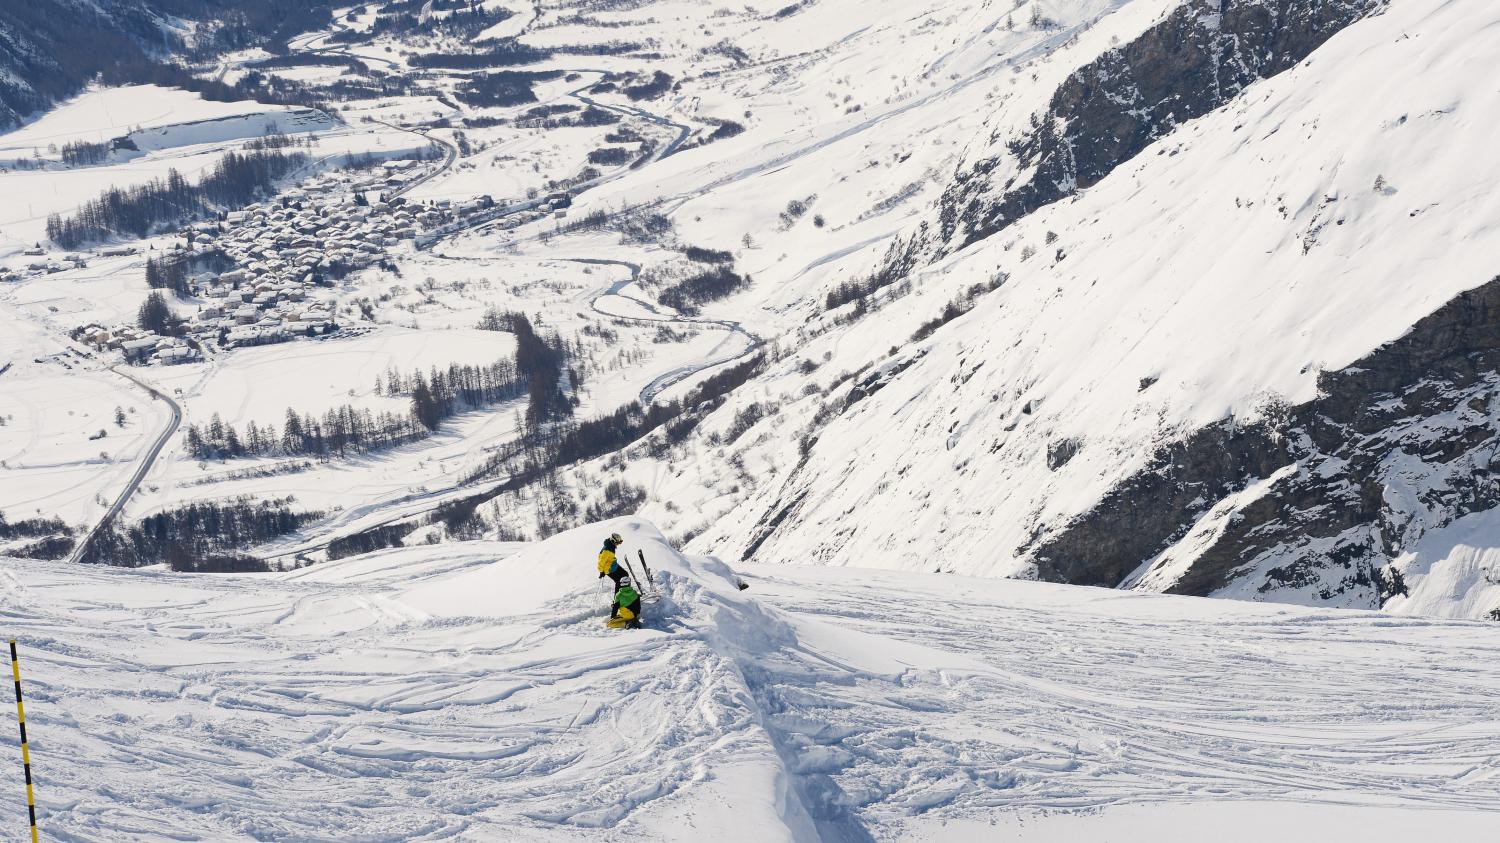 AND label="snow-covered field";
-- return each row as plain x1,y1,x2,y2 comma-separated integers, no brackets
0,86,309,158
142,327,517,430
0,310,168,526
1,0,1498,714
5,518,1499,841
0,84,423,250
